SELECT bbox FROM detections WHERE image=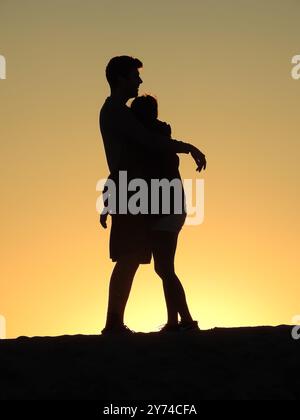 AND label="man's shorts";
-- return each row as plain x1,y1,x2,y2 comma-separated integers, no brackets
109,214,152,264
109,212,186,264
